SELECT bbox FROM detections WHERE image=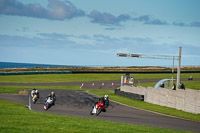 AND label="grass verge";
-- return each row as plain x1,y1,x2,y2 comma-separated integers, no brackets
0,100,191,133
0,86,81,94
